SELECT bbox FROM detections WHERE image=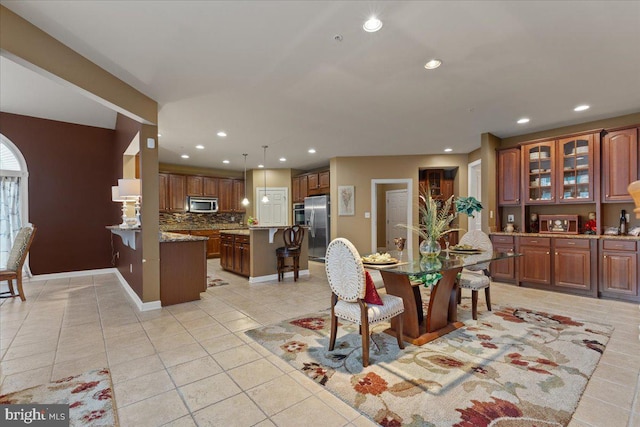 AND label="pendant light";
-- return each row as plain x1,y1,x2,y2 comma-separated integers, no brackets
241,153,249,206
261,145,269,203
